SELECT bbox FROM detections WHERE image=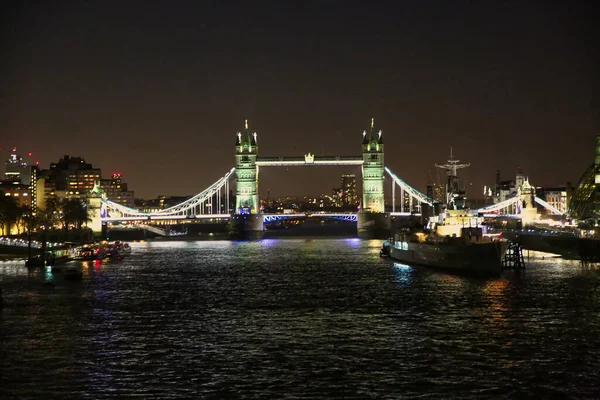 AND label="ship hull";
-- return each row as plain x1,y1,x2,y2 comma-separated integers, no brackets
389,241,506,275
